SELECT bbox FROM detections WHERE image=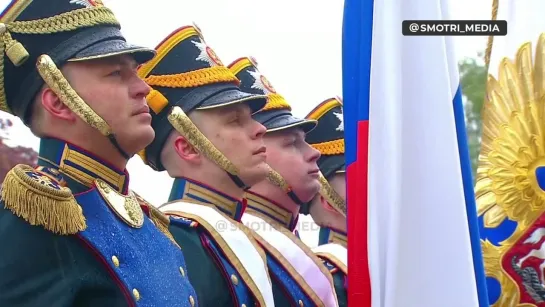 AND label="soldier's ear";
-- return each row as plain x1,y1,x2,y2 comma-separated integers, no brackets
39,87,77,123
319,194,338,214
173,135,201,163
